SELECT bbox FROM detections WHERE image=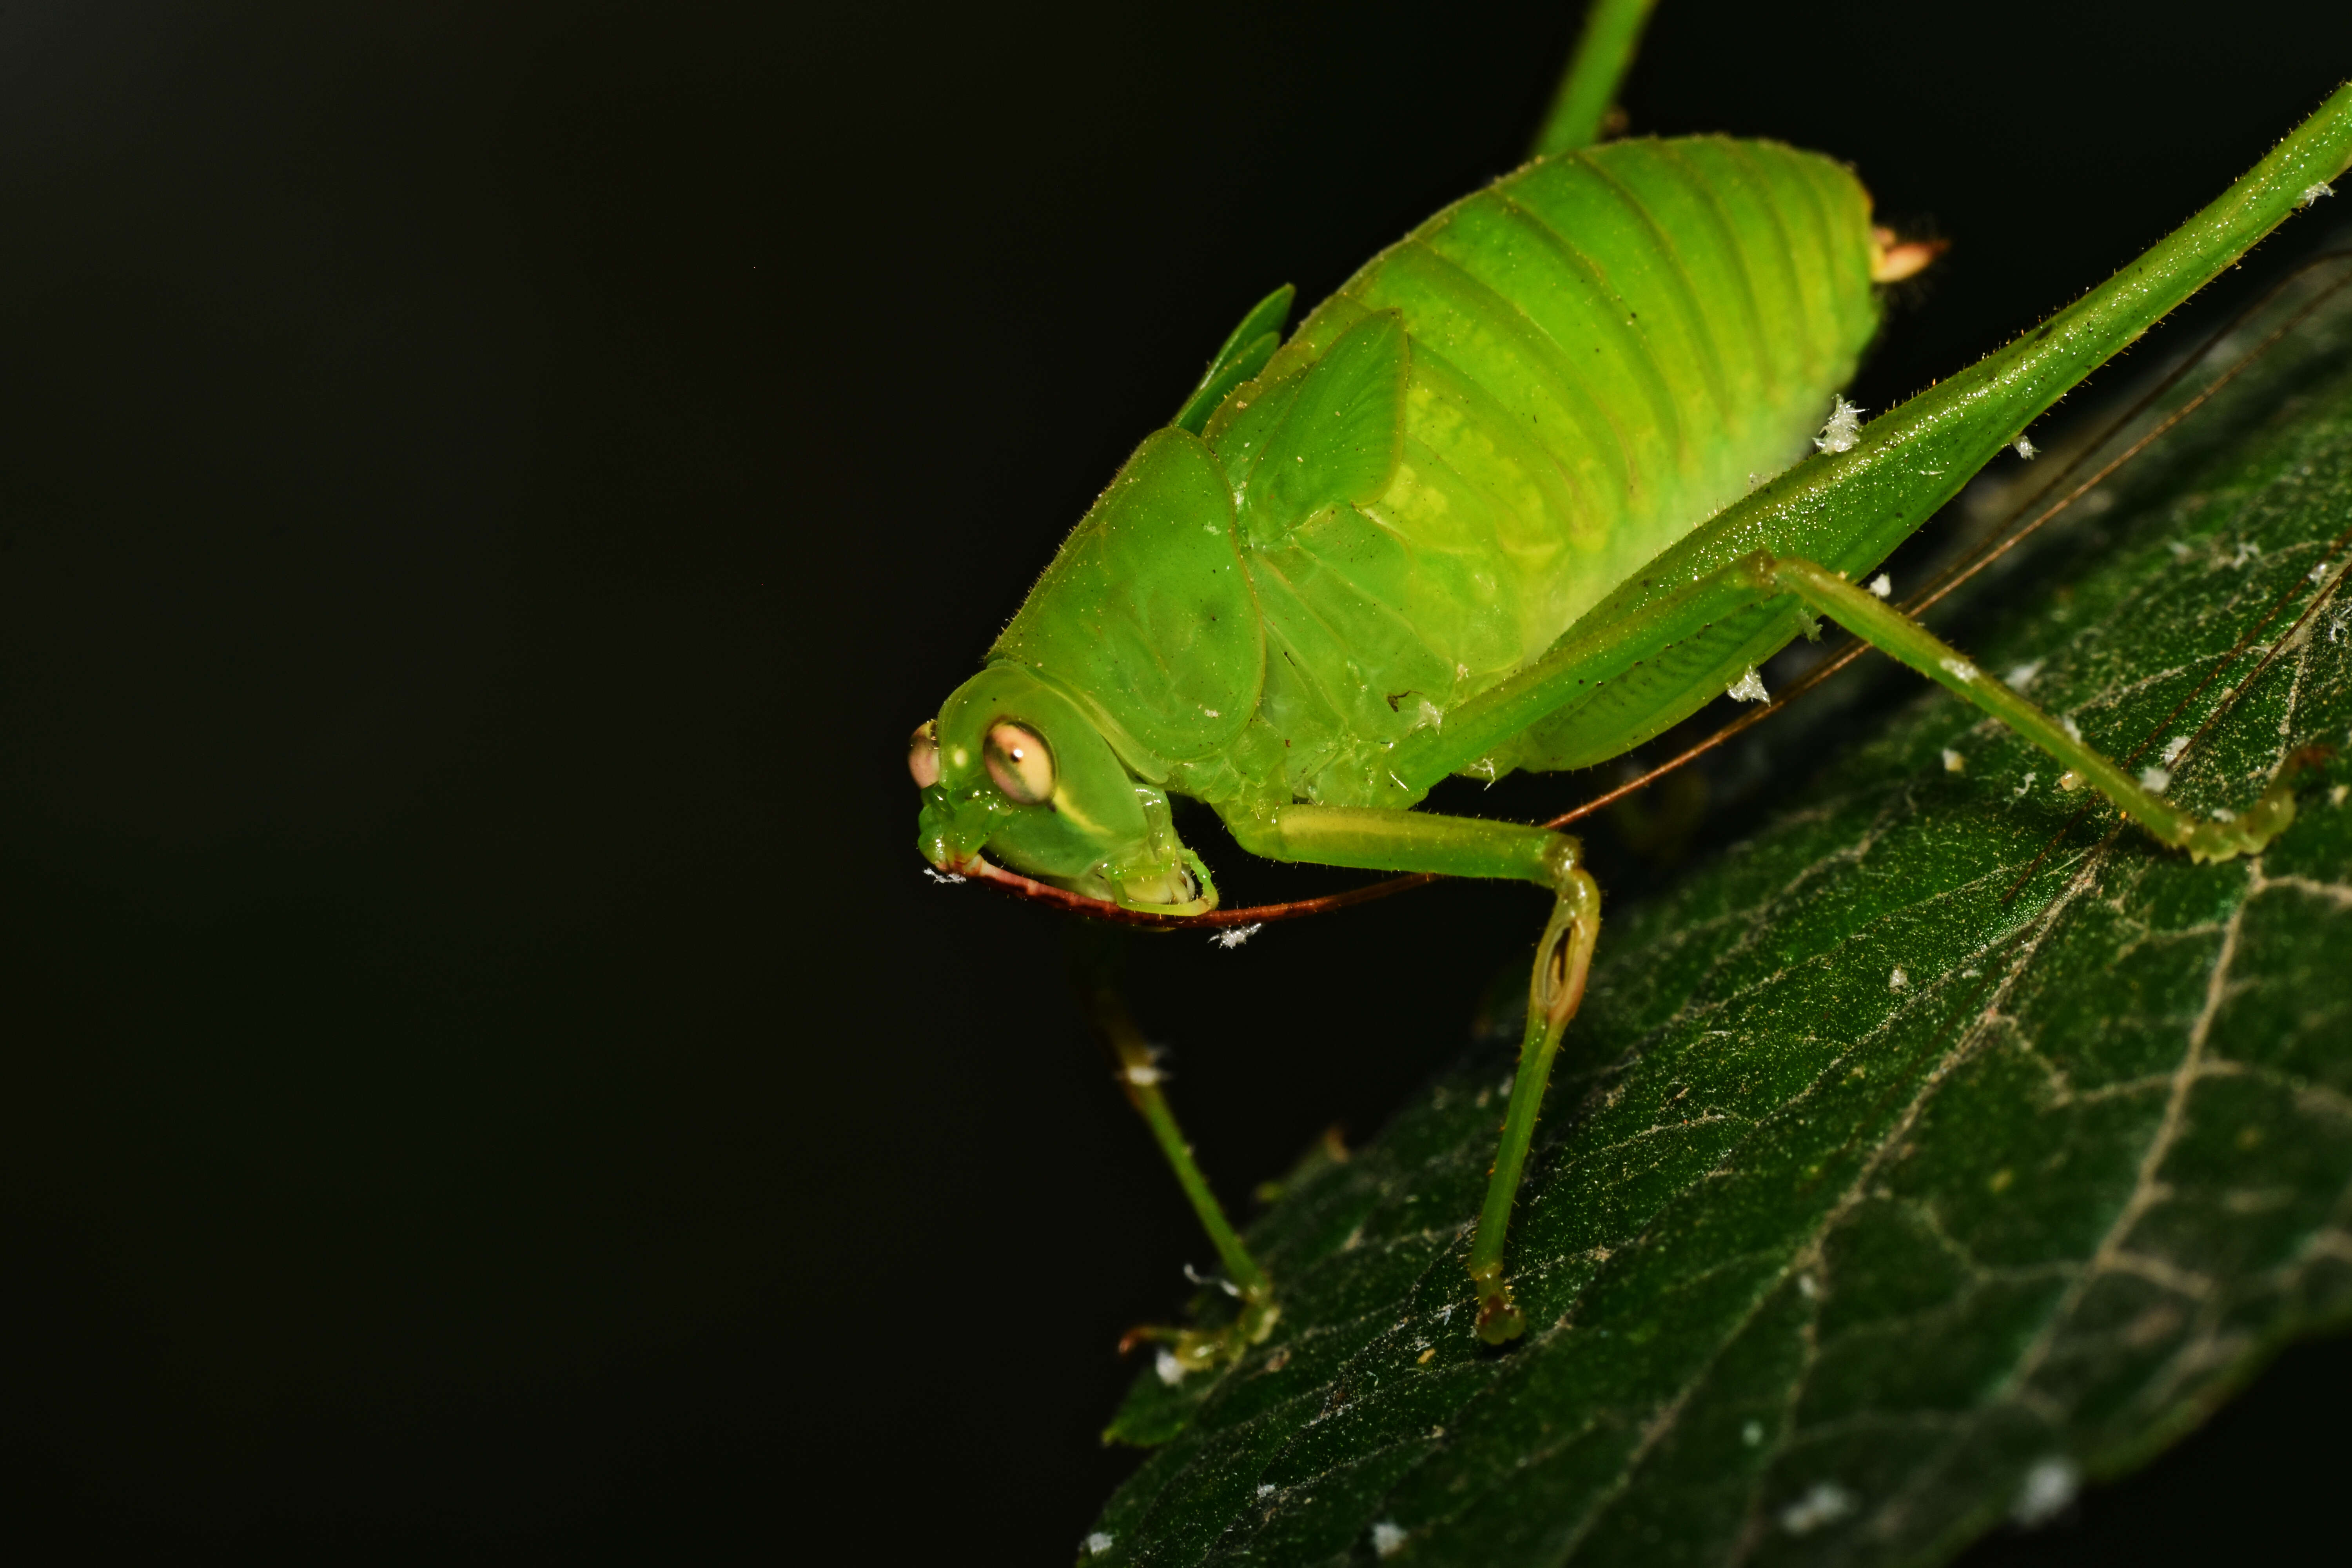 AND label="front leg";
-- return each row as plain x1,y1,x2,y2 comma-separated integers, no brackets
1227,804,1602,1342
